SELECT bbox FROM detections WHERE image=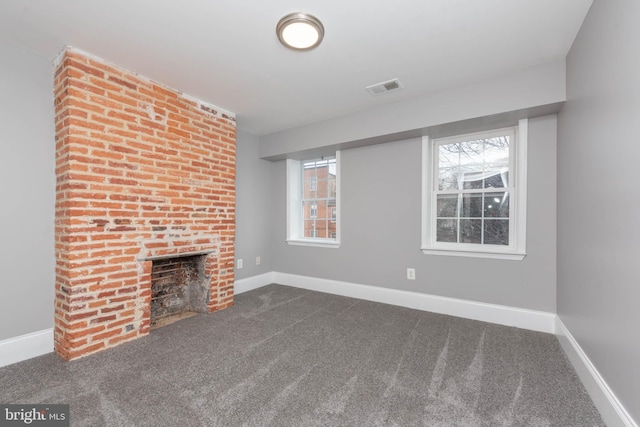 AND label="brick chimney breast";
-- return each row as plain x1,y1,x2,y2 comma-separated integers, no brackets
53,47,236,361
